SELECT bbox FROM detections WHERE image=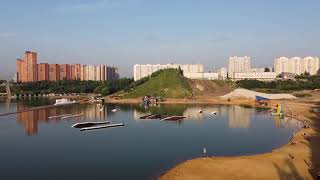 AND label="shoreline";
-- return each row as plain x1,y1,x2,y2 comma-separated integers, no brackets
106,96,319,179
158,100,319,180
